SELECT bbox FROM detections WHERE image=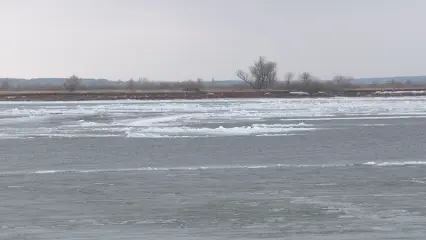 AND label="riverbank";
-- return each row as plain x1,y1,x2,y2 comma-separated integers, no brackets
1,89,426,101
